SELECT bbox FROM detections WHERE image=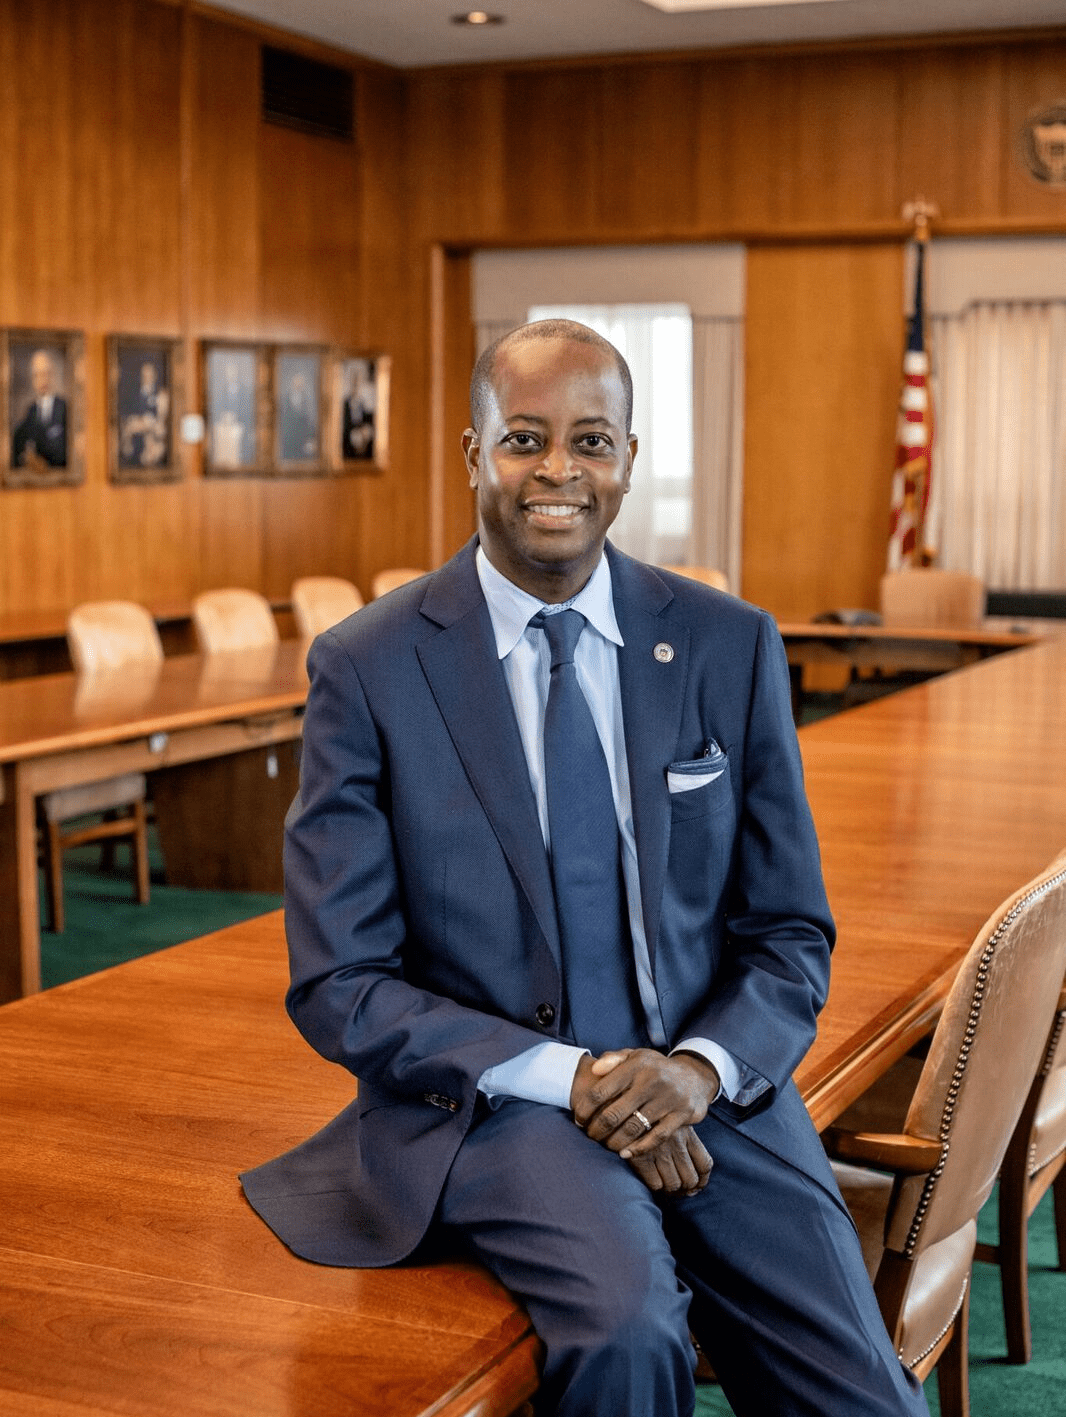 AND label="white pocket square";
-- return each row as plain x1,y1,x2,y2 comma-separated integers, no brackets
668,767,724,794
